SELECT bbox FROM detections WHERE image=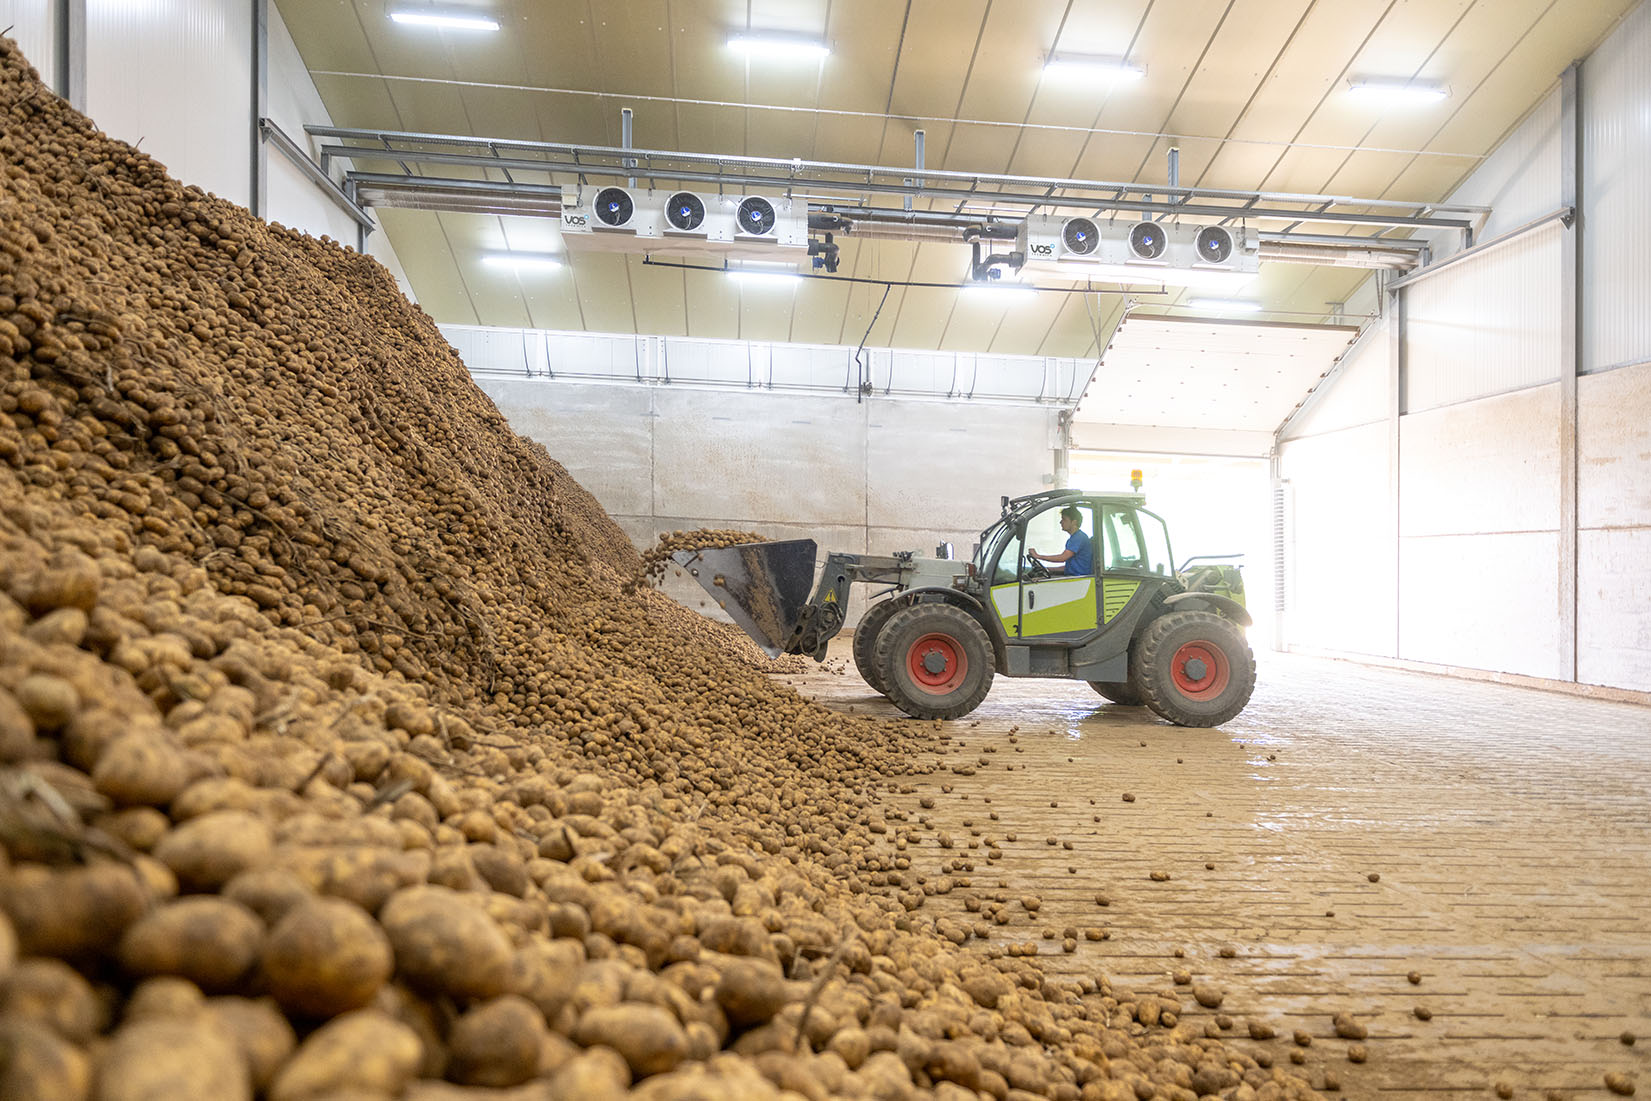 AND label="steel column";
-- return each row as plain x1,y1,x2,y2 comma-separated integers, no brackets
54,0,85,111
1558,62,1582,683
251,0,268,218
1389,271,1404,660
